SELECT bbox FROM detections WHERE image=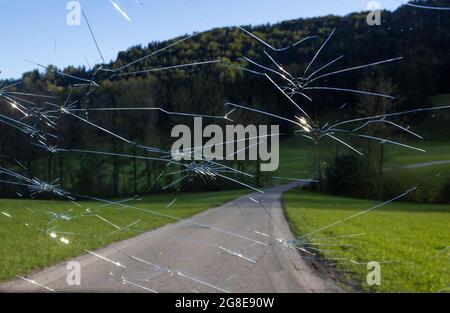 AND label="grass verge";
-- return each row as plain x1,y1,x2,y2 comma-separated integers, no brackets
283,190,449,292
